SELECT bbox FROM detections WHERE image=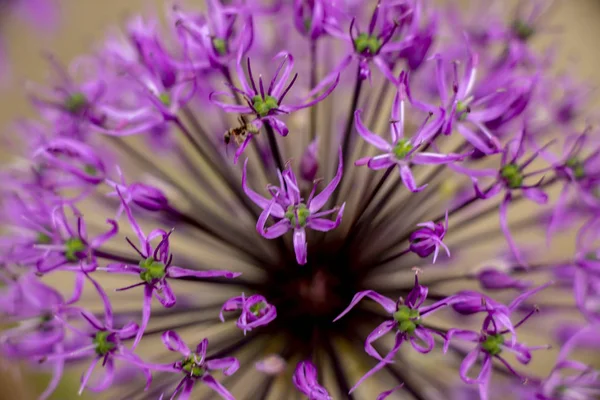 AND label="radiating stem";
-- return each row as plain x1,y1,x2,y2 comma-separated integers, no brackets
309,39,318,143
265,122,284,172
